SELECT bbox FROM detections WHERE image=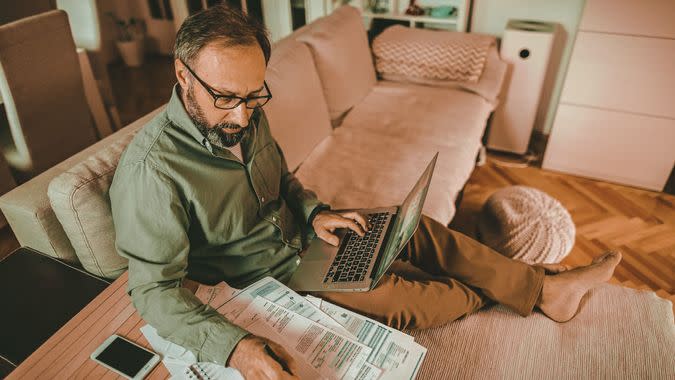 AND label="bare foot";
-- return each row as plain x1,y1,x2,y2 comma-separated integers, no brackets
536,251,622,322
